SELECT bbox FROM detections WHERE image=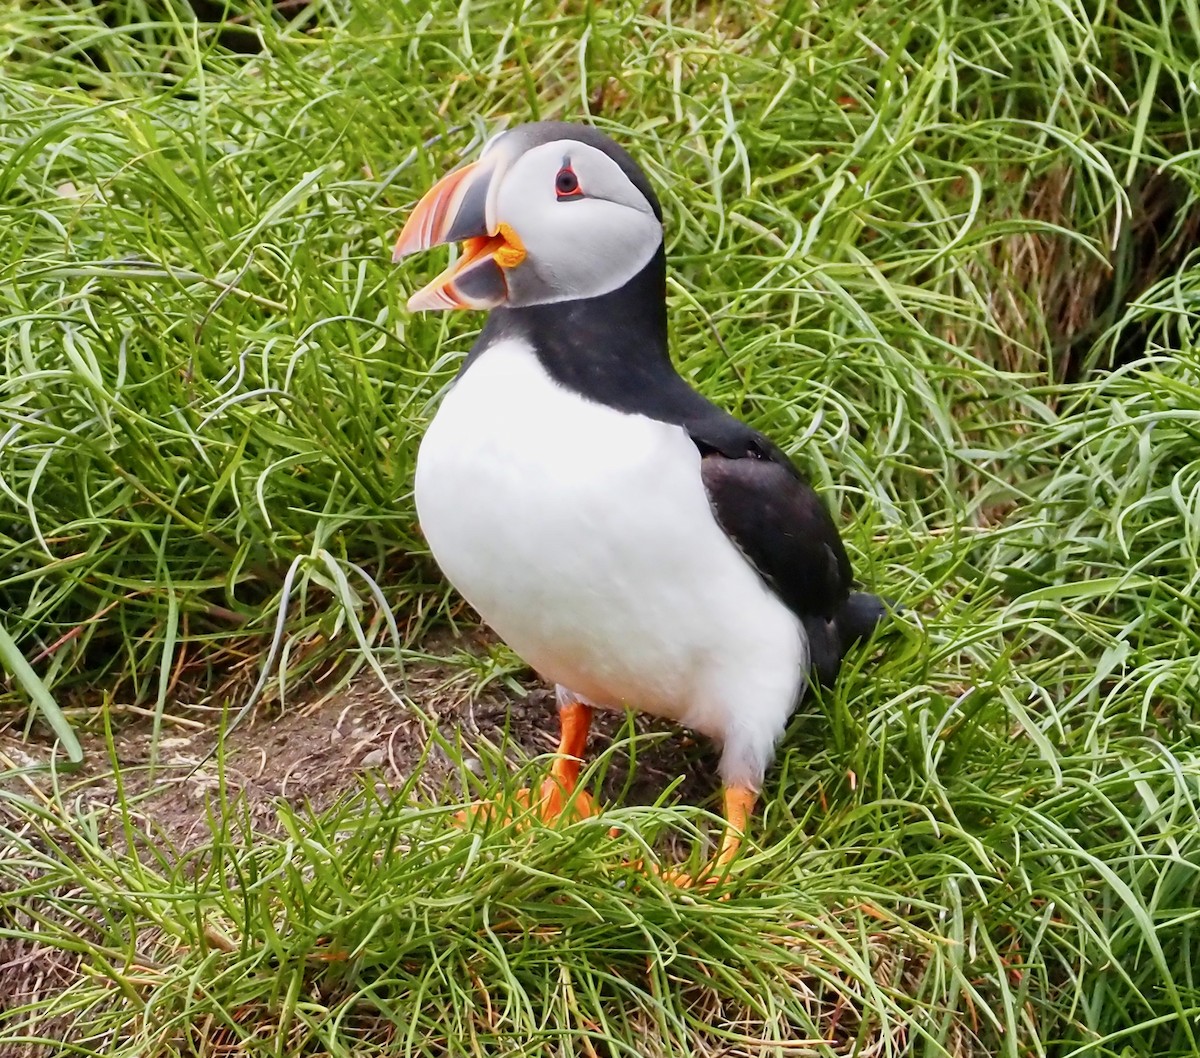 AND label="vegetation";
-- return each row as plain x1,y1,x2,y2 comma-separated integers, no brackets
2,0,1198,1054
